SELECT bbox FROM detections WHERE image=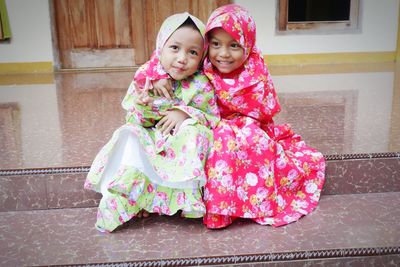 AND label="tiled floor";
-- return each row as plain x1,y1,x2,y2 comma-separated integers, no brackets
0,63,399,266
0,62,399,170
1,192,399,266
